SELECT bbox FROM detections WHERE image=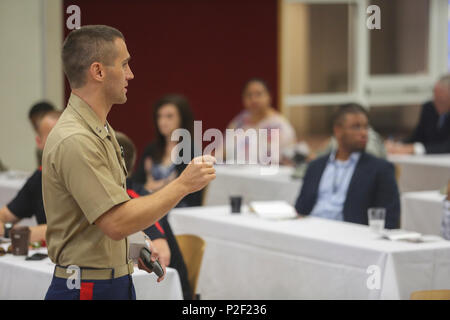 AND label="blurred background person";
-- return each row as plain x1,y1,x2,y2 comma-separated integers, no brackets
28,101,56,133
225,78,297,164
117,131,192,300
295,104,400,229
132,94,203,207
319,104,387,160
386,74,450,155
28,101,56,167
0,110,61,242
